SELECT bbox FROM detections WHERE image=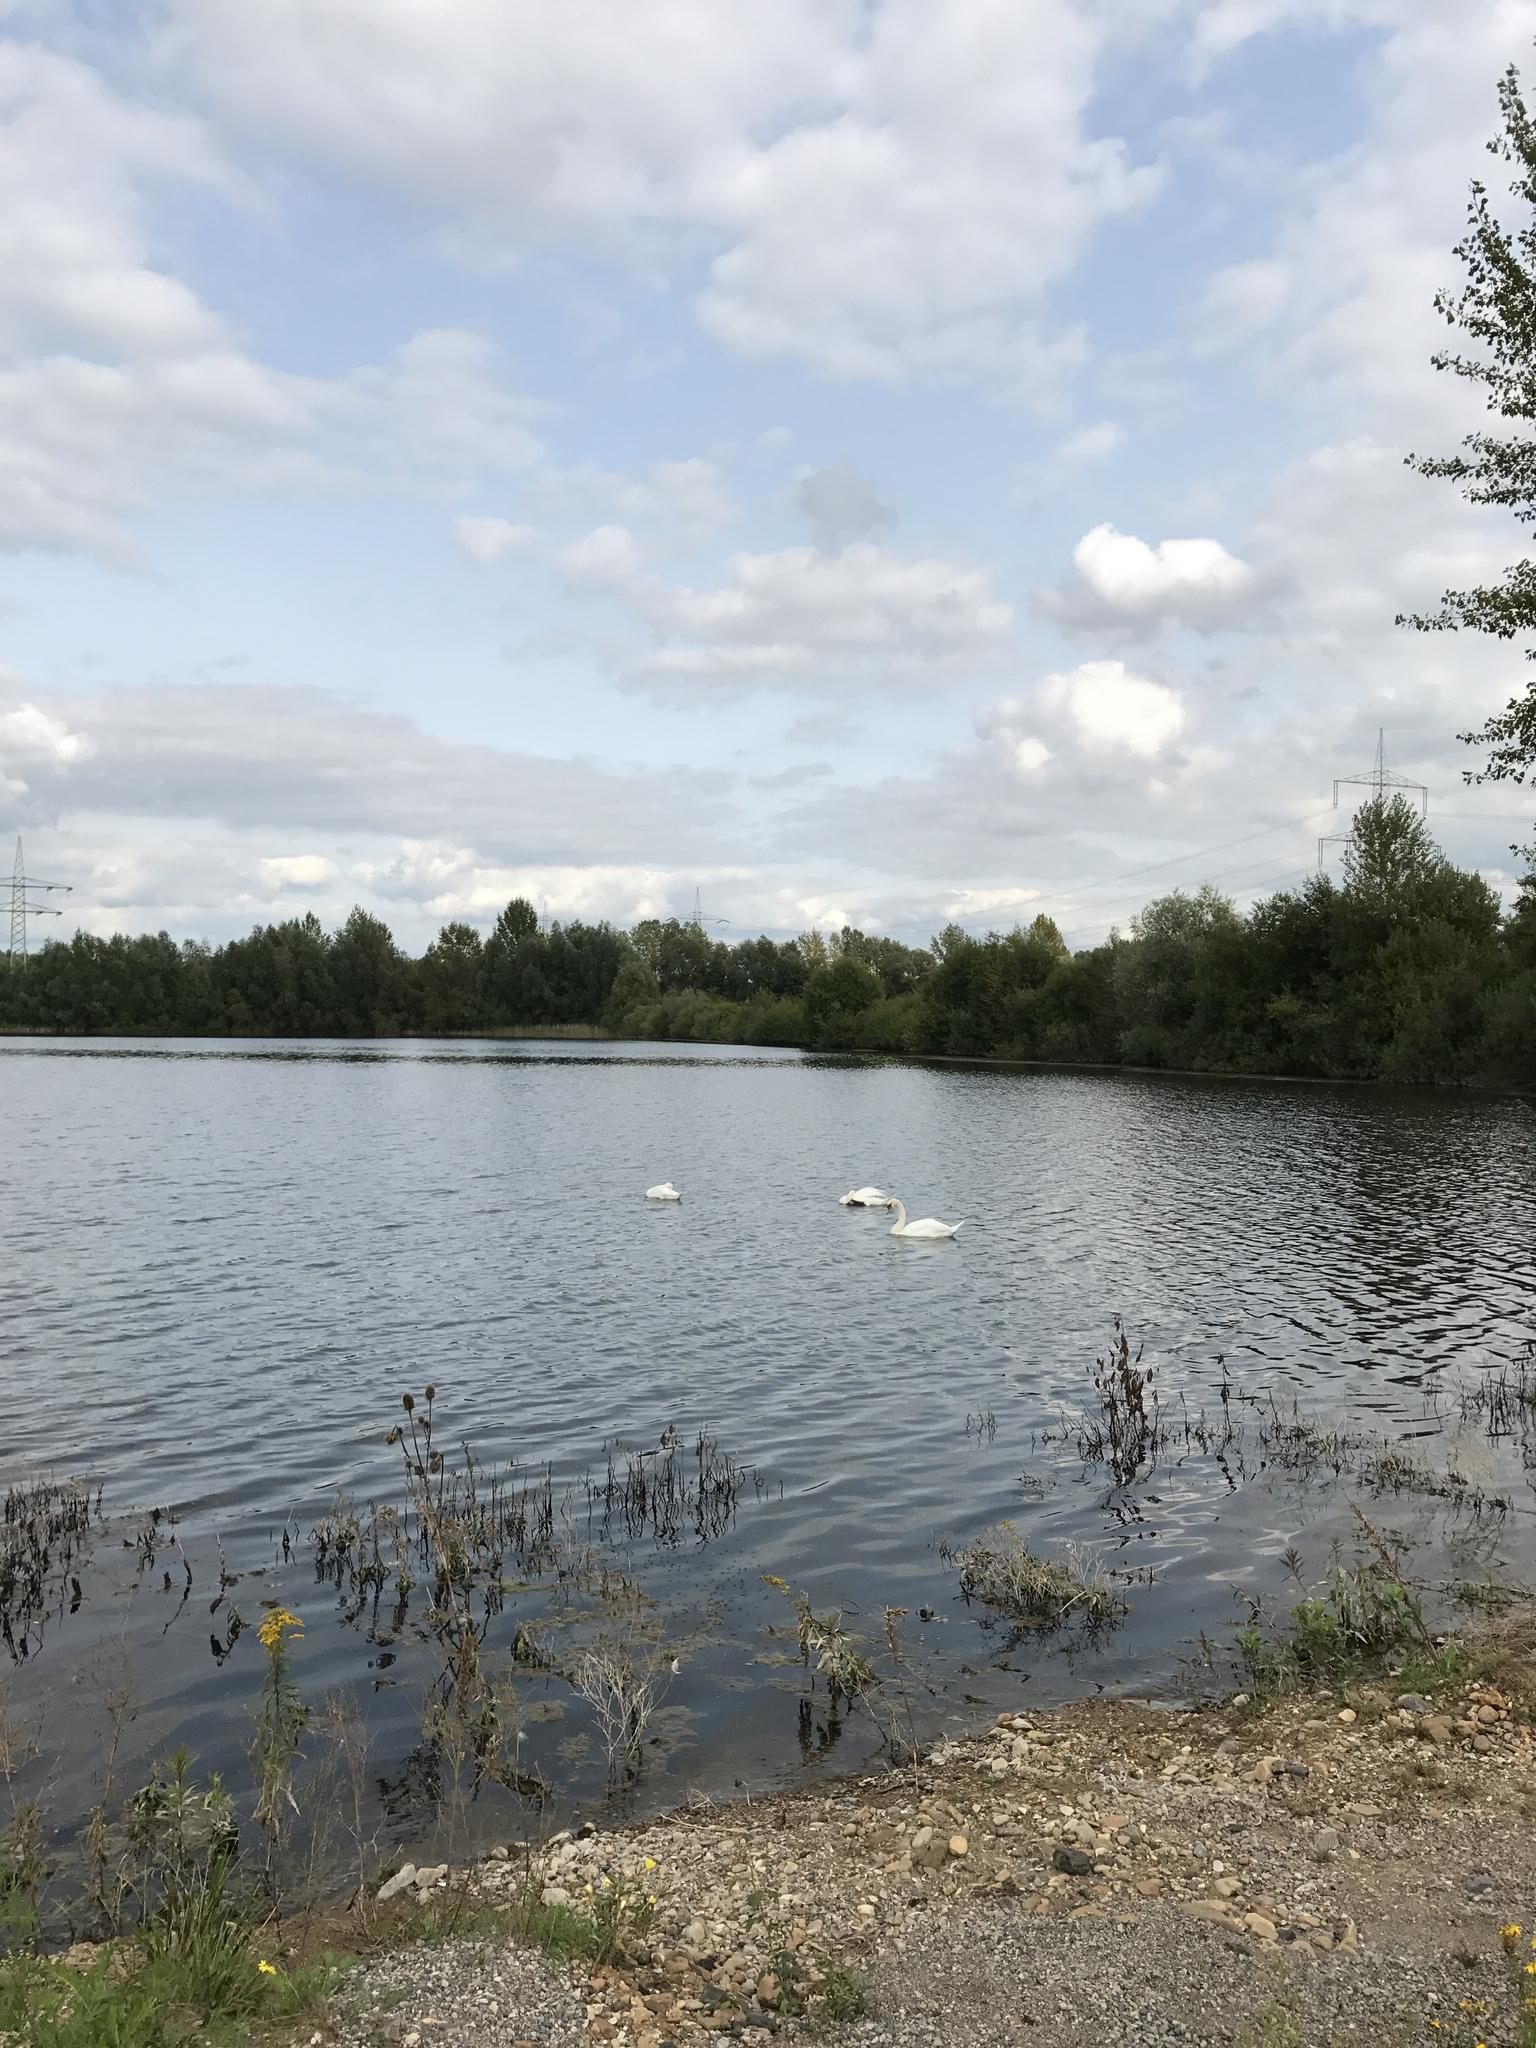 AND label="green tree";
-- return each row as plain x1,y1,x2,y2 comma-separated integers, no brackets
1404,56,1536,849
330,907,407,1034
1341,796,1445,909
1026,912,1068,956
802,953,882,1047
419,920,485,1032
483,898,550,1021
